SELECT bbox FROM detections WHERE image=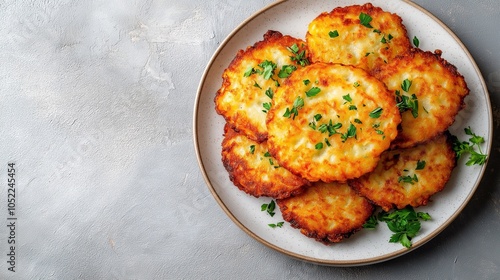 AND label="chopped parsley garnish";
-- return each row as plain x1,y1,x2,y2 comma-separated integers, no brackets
262,102,272,113
243,67,255,77
283,96,304,119
413,36,420,47
396,91,419,118
303,79,310,86
318,120,342,136
354,118,363,124
259,60,277,80
364,207,431,248
342,94,353,103
354,82,360,88
398,174,418,184
359,12,373,28
261,200,276,217
349,105,357,111
395,79,418,118
287,43,309,67
416,160,426,170
401,79,412,92
315,142,324,150
309,114,323,130
340,123,357,142
278,65,297,78
253,82,262,89
373,29,381,34
268,222,284,228
249,145,255,154
265,87,274,99
306,87,321,97
325,138,331,147
372,123,384,136
329,30,339,38
244,60,278,79
369,107,383,118
452,127,488,166
381,34,394,44
398,159,426,184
